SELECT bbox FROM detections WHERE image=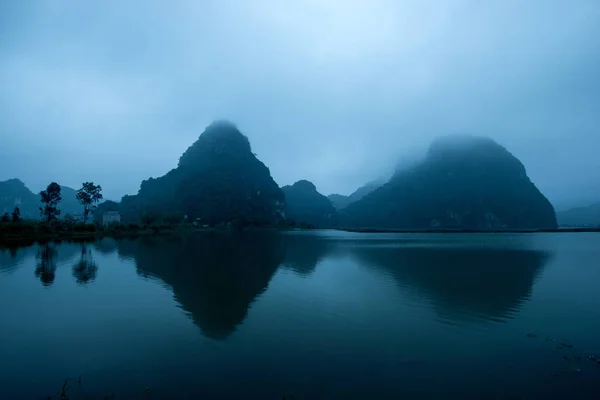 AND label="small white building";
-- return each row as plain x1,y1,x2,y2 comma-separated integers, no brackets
102,211,121,226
